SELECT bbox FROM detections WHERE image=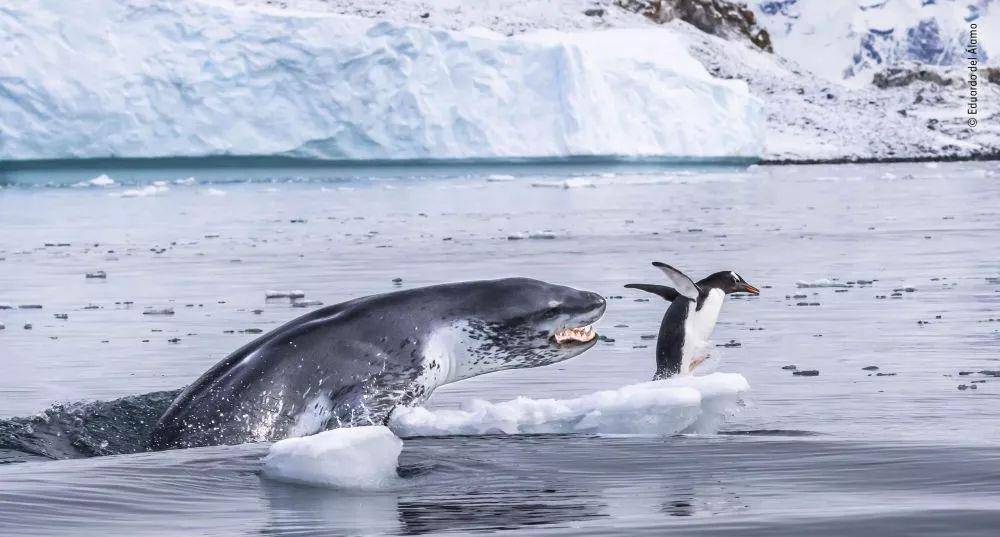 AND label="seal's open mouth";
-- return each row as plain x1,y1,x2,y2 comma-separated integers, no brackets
552,324,597,345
